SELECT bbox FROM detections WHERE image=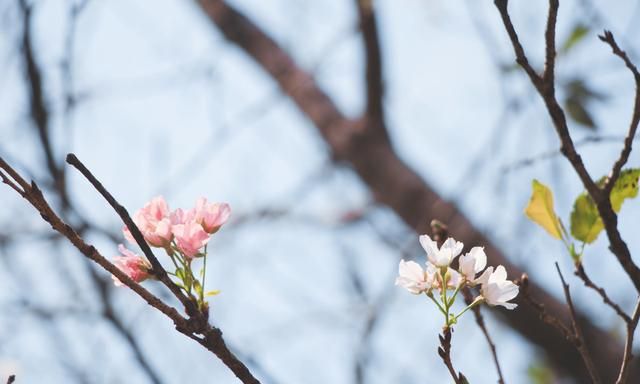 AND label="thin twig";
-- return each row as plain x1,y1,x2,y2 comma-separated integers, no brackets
598,31,640,194
555,263,602,384
616,297,640,384
65,153,198,315
463,288,505,384
574,263,631,323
